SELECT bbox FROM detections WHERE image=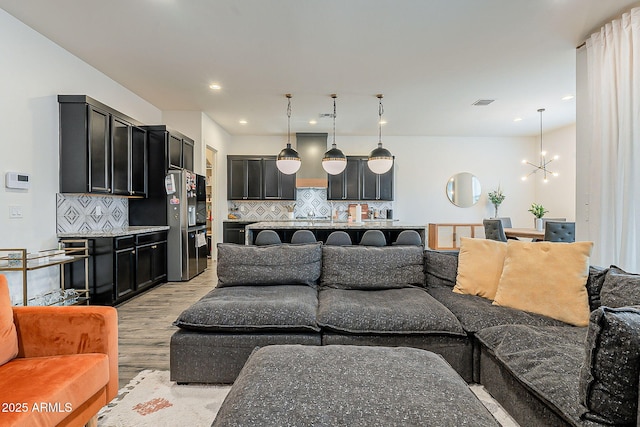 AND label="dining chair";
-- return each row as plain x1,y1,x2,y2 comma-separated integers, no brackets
392,230,422,246
497,217,513,228
359,230,387,246
544,221,575,243
254,230,282,245
325,231,352,246
483,219,507,242
291,230,316,244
